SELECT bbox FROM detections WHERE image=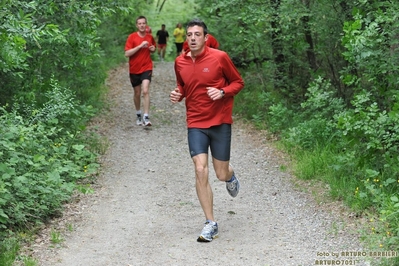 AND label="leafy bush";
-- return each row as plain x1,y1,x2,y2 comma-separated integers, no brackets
0,82,99,239
336,90,399,159
0,0,130,263
285,77,345,149
286,118,334,150
266,103,294,134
